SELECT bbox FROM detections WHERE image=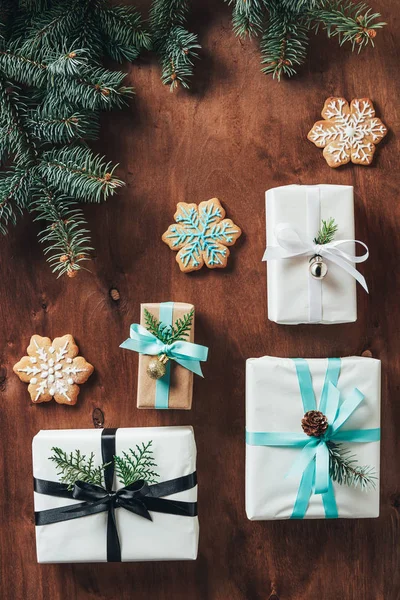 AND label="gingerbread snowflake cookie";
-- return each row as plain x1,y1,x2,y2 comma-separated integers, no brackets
162,198,242,273
13,334,94,405
307,97,387,168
